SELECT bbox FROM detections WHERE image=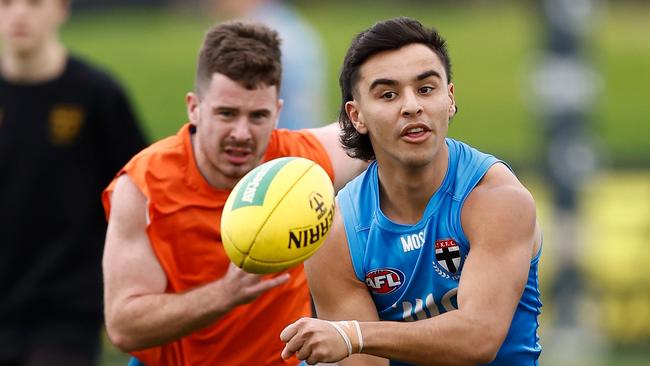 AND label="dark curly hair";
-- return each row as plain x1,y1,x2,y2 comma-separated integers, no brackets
196,20,282,95
339,17,452,161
